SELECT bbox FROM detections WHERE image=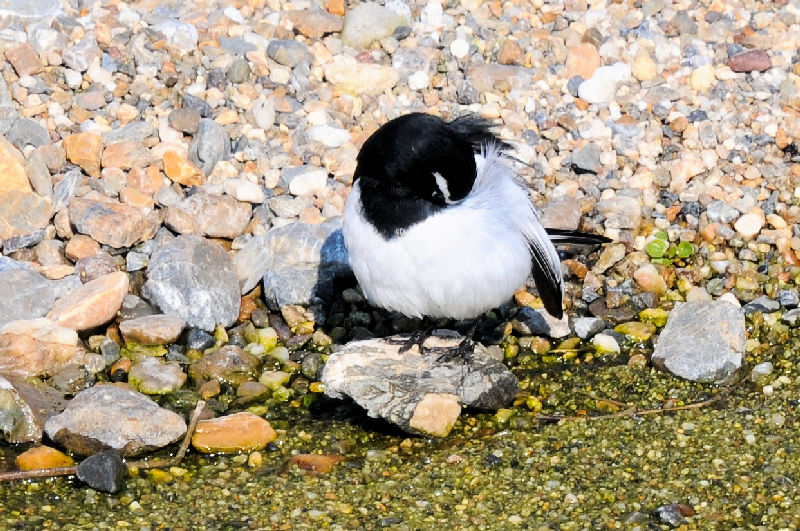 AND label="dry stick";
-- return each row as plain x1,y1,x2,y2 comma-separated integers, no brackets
0,400,207,483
